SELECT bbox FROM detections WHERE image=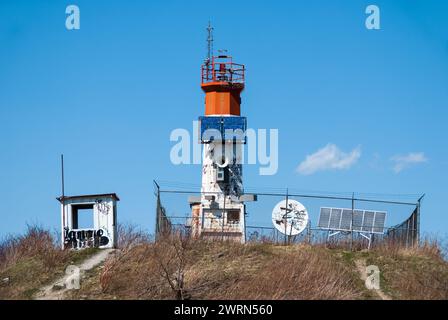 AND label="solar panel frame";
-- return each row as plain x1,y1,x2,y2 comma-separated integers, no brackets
373,211,386,233
341,209,352,230
318,207,387,234
352,210,364,232
317,207,331,229
329,208,342,229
